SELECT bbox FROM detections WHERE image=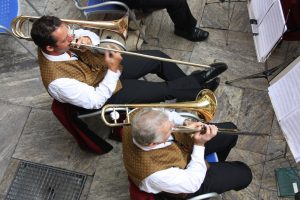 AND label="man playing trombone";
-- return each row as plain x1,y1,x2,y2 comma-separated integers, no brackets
123,108,252,198
30,15,227,110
